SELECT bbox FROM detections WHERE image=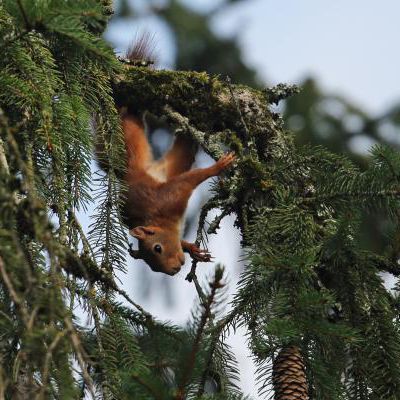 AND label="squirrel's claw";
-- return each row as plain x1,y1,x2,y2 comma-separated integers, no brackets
215,152,236,174
188,245,213,262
